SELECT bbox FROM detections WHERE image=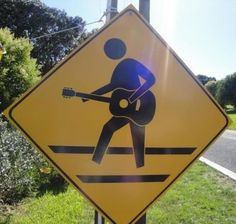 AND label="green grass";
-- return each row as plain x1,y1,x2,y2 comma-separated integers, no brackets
225,105,236,130
228,113,236,130
1,188,94,224
147,162,236,224
1,162,235,224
